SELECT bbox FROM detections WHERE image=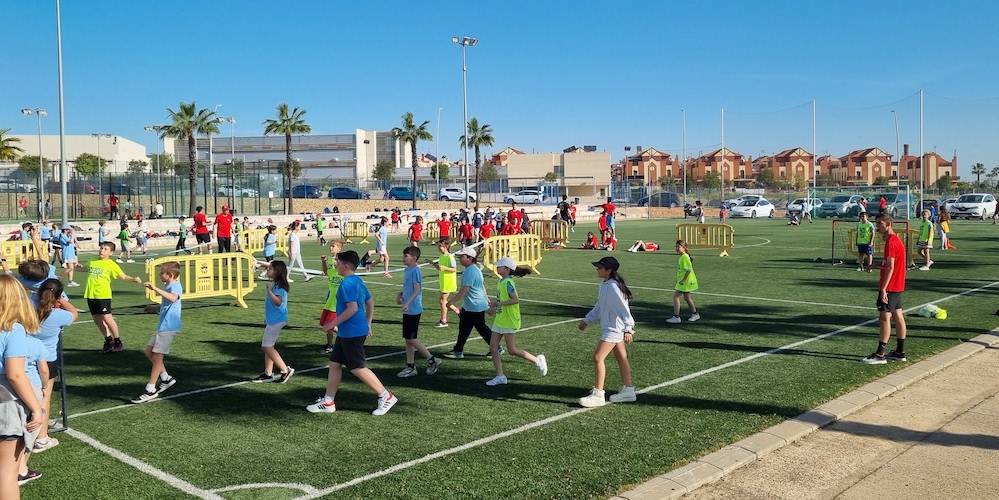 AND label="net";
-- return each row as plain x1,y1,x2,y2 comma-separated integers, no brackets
829,219,916,268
